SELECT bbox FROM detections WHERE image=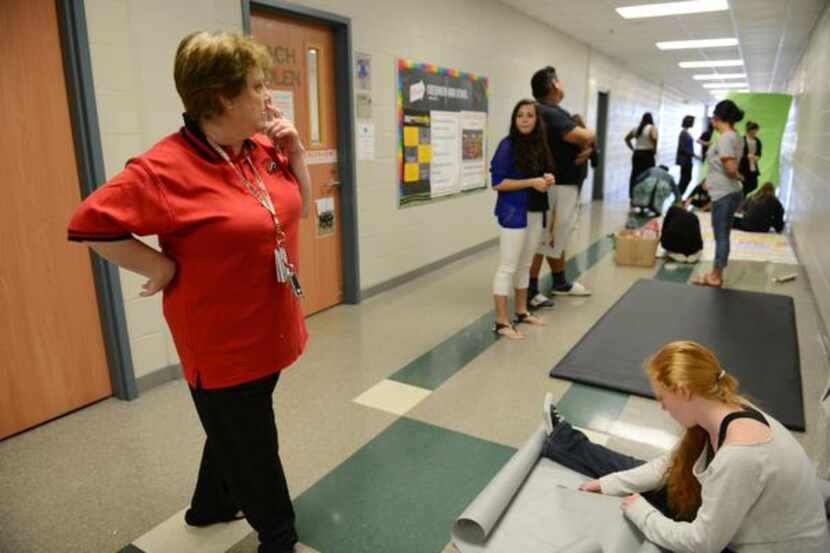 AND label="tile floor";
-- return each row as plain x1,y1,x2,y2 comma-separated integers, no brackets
0,200,827,553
